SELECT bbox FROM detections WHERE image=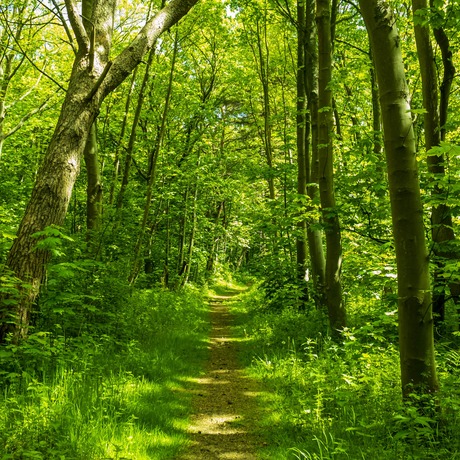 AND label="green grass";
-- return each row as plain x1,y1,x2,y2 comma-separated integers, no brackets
0,286,210,459
232,285,460,460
